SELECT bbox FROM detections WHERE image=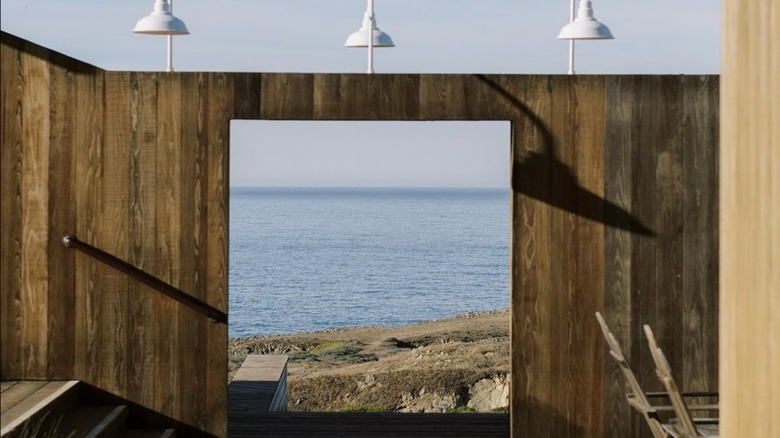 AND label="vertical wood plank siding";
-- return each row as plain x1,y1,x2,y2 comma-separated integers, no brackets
1,30,26,381
46,57,76,379
203,72,233,434
1,31,719,437
100,71,131,397
178,72,207,429
18,33,51,379
126,70,159,412
602,76,636,437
